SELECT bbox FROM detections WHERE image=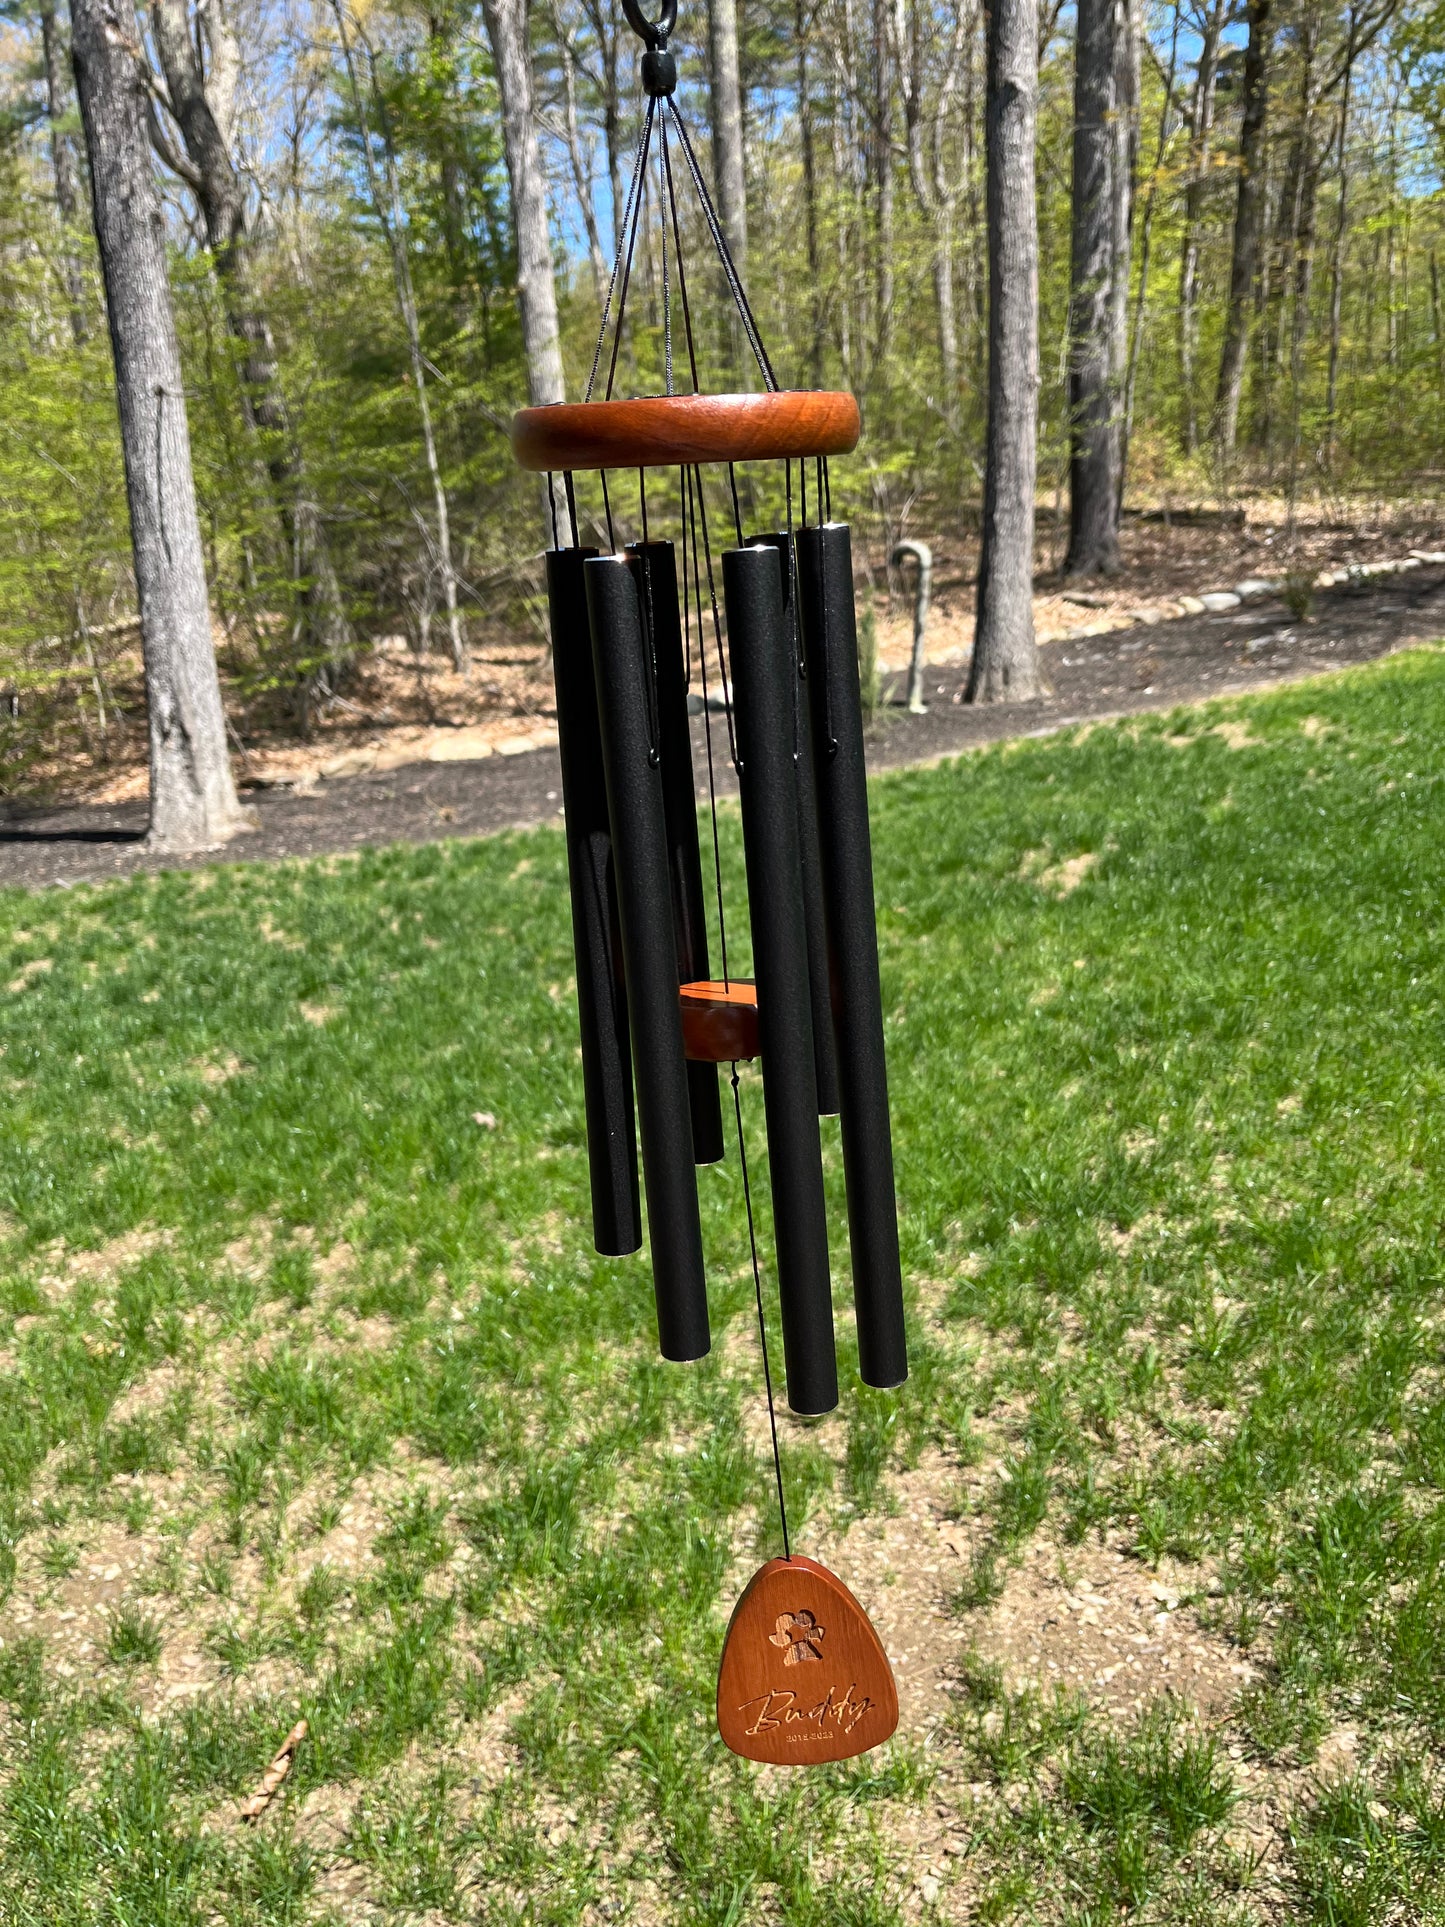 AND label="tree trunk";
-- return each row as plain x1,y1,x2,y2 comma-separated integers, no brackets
1121,0,1173,497
484,0,566,409
601,8,624,251
1285,123,1320,497
935,217,960,405
1064,0,1135,576
896,0,966,418
147,0,349,670
832,35,855,385
963,7,985,385
1177,4,1221,454
1251,146,1282,456
70,0,245,850
40,2,88,342
552,2,610,304
1260,20,1315,465
1109,0,1138,495
574,0,624,251
708,0,748,273
333,14,466,673
968,0,1040,704
426,12,473,306
870,0,895,361
795,0,824,386
1385,107,1399,371
1215,0,1272,455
